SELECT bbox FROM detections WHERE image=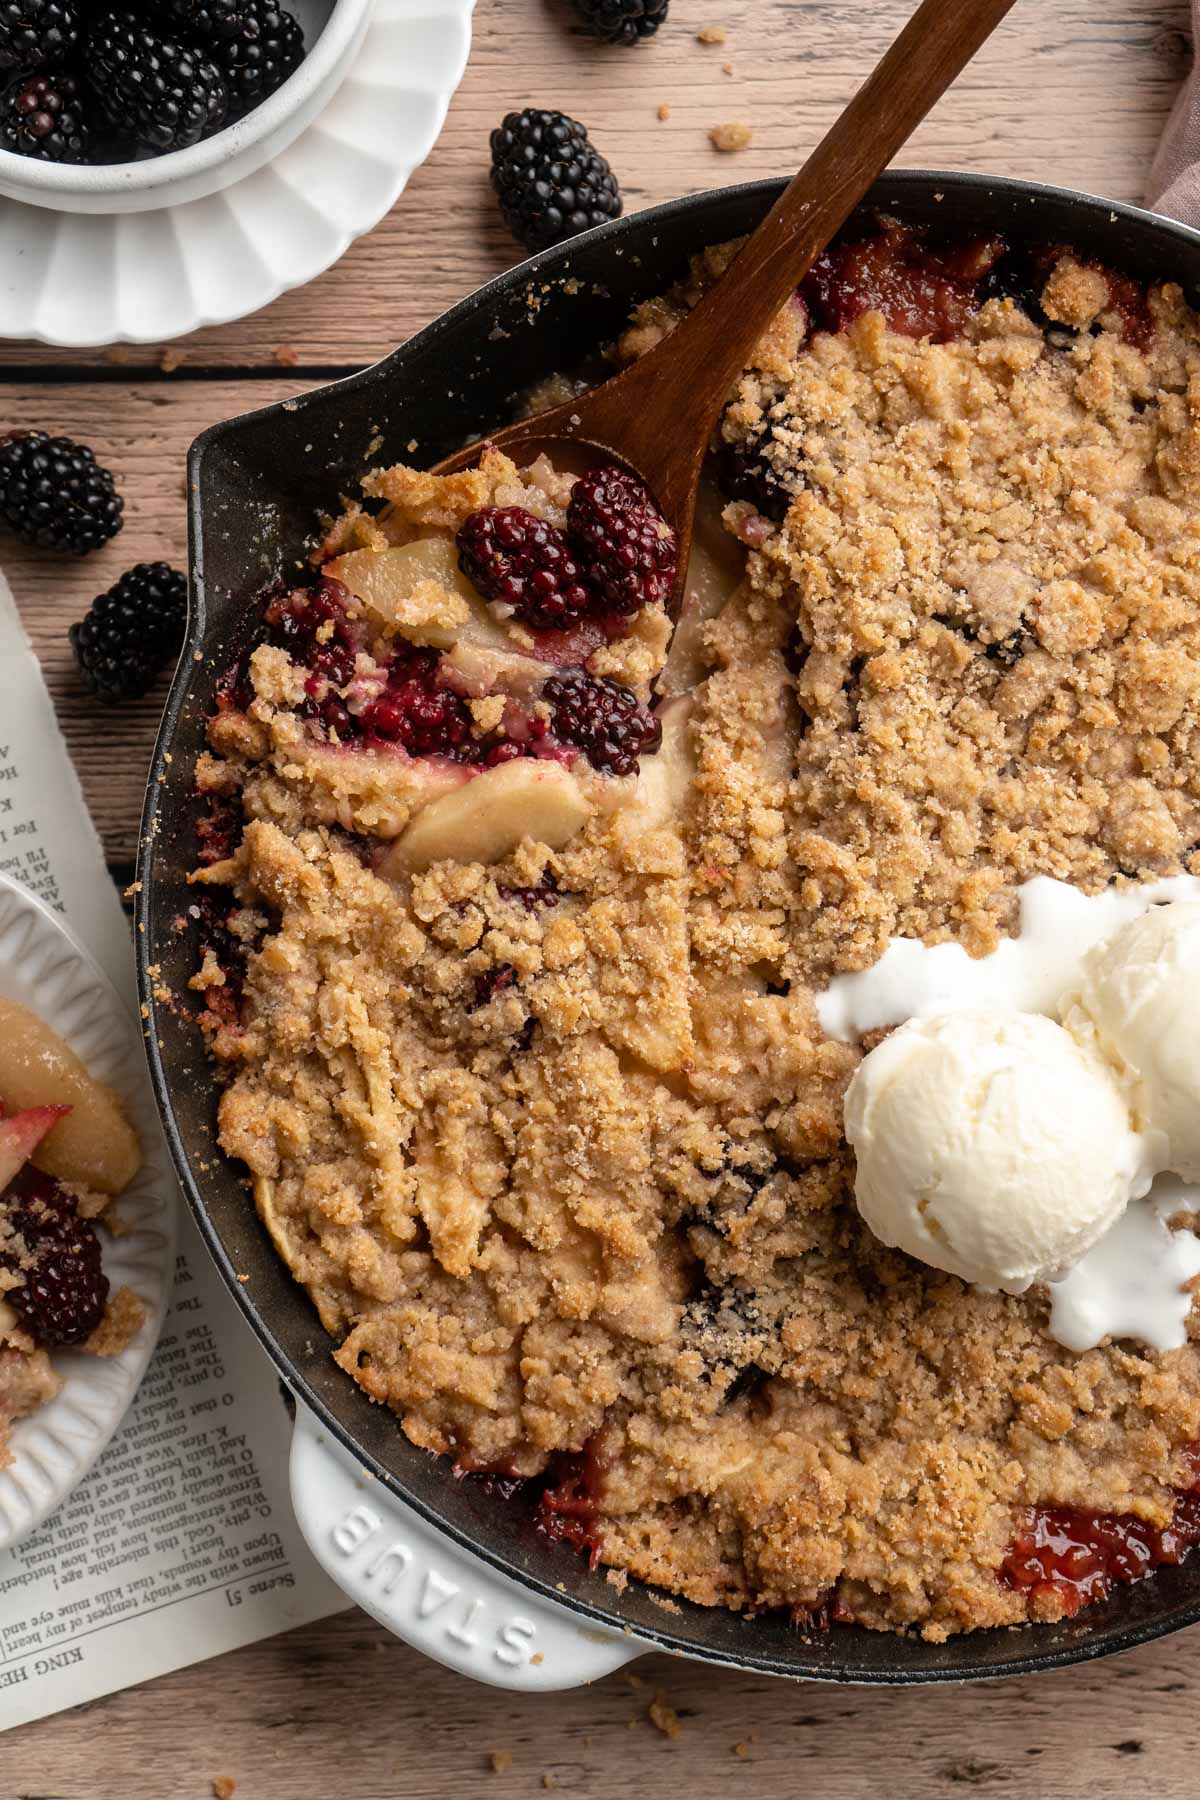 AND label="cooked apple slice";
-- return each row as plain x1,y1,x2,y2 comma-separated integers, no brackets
327,539,473,646
659,483,746,699
328,536,532,662
0,997,141,1196
618,697,695,834
442,636,548,700
0,1103,70,1192
379,760,592,877
283,741,469,840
